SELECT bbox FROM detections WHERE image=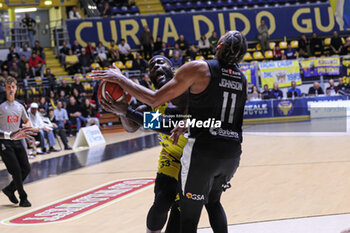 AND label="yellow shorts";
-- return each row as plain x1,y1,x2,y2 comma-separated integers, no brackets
158,148,181,181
